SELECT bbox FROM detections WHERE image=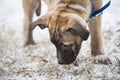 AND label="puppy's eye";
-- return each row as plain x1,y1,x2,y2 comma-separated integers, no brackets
67,28,76,34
